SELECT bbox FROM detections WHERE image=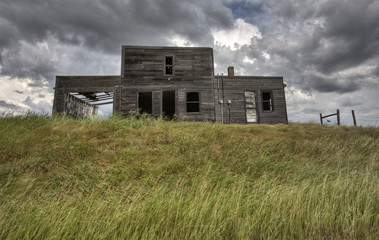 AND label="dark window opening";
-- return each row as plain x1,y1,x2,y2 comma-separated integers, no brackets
165,56,173,75
187,92,200,113
166,66,173,74
262,91,273,111
162,90,175,120
165,57,173,65
138,92,152,114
